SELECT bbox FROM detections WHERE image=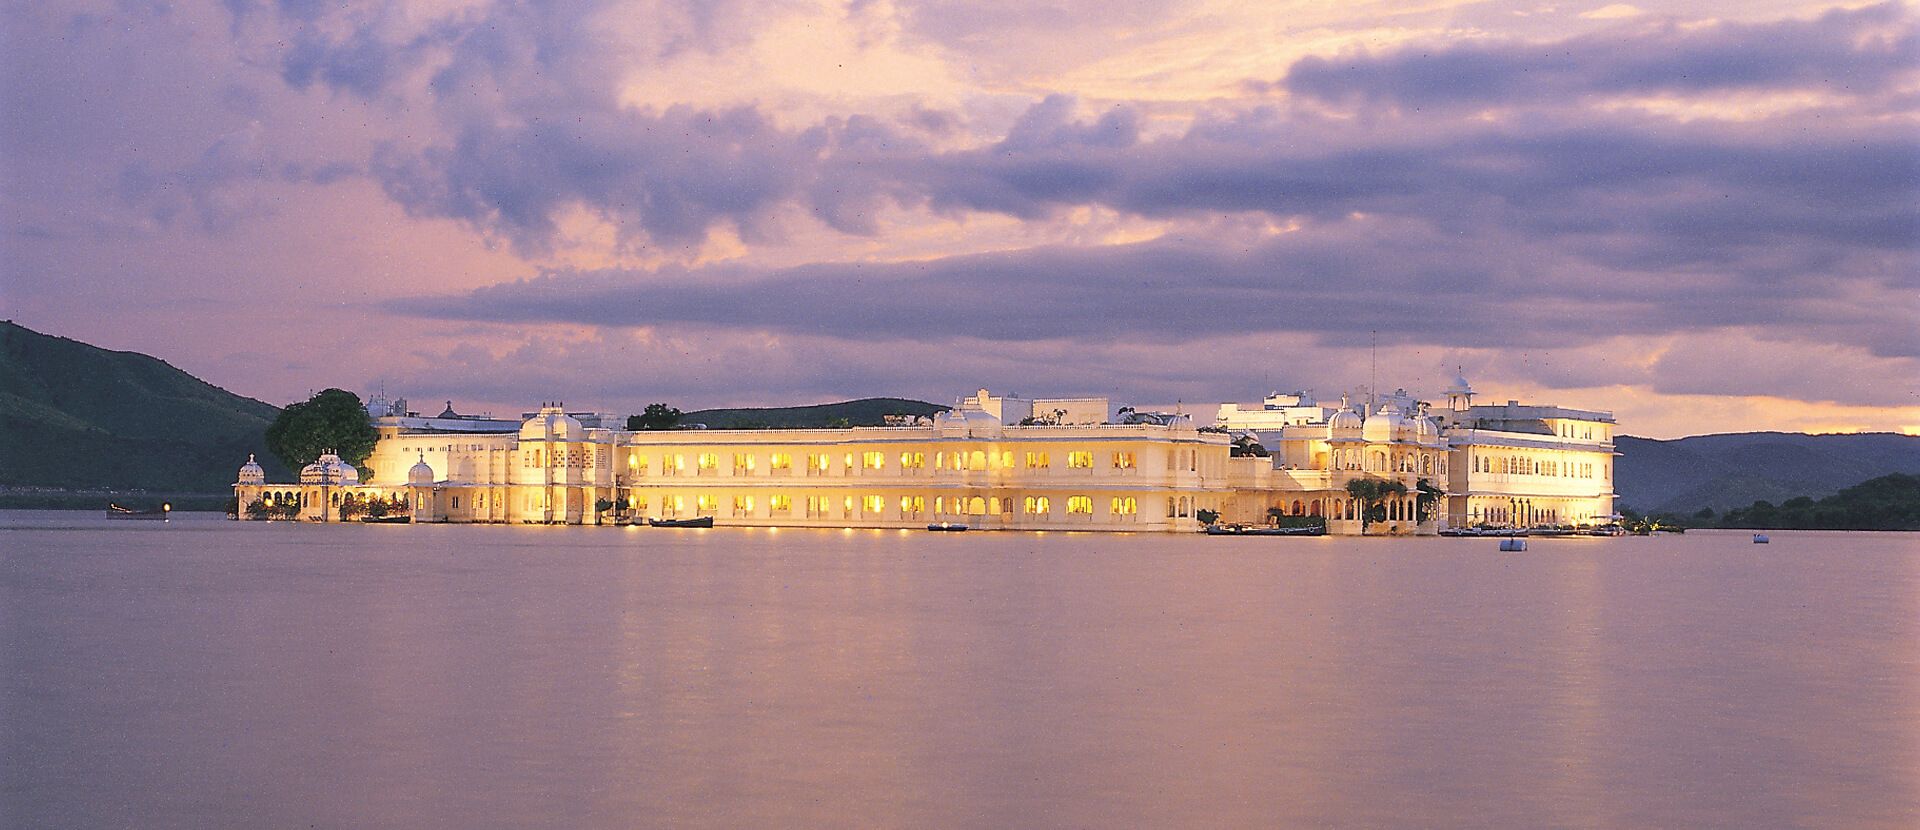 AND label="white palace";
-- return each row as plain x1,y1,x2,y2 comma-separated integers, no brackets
234,376,1617,535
